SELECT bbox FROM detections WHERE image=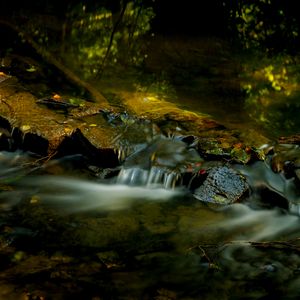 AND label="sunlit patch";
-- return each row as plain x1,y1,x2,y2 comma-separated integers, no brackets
20,125,31,131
